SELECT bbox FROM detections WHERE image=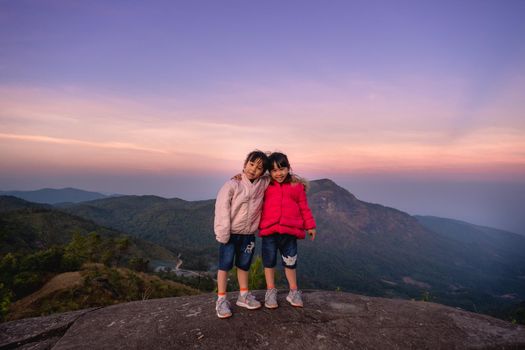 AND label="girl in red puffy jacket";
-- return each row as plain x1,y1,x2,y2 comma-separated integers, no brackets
258,152,316,308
